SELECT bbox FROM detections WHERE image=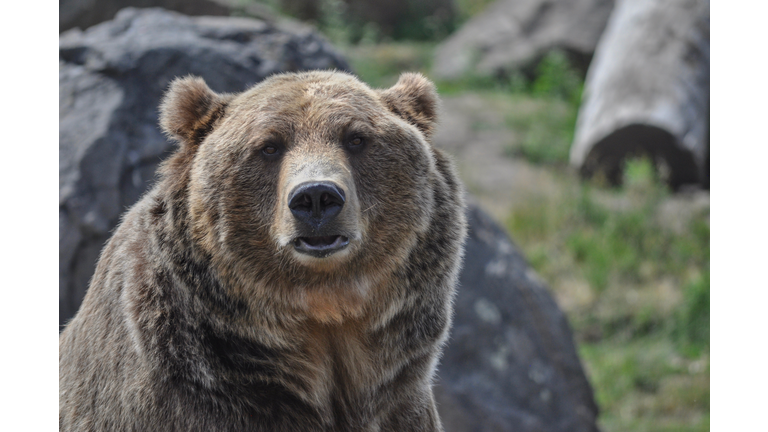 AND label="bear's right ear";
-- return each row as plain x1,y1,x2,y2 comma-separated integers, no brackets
159,76,233,147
